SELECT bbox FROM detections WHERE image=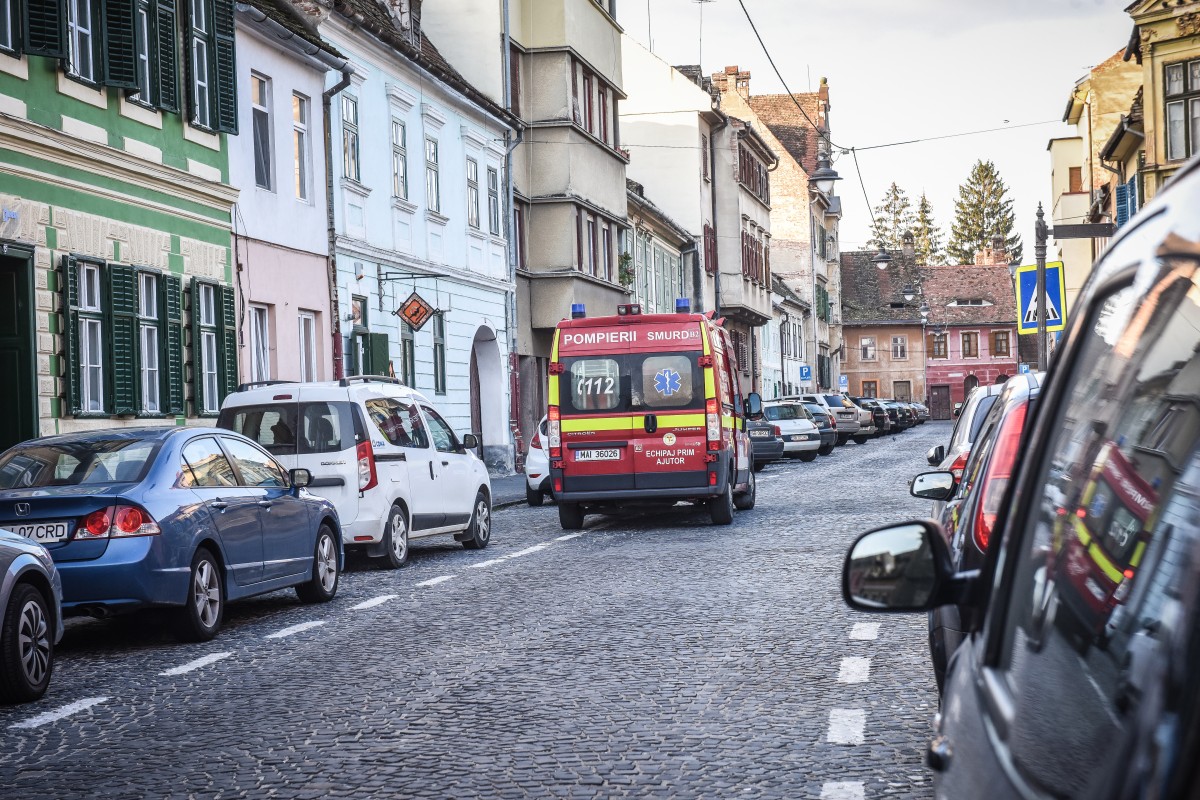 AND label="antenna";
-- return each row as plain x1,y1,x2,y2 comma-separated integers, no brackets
694,0,715,66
